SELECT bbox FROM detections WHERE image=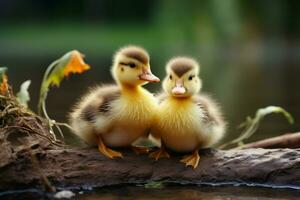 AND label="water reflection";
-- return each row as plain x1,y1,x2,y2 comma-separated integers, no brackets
2,185,300,199
78,186,300,200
